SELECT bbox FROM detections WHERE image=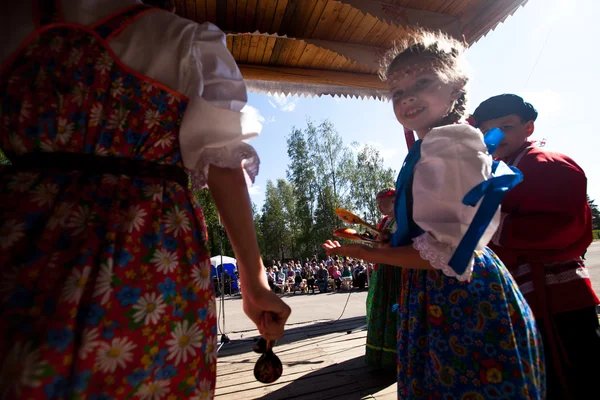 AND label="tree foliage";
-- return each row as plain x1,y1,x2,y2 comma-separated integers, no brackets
255,119,398,261
588,195,600,230
193,119,399,262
